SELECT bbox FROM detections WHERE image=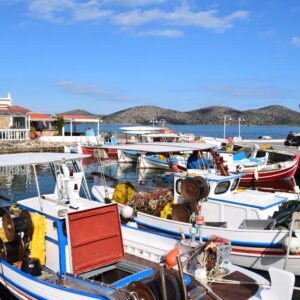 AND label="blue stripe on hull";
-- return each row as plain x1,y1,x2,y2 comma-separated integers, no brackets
135,219,283,248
